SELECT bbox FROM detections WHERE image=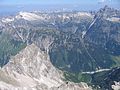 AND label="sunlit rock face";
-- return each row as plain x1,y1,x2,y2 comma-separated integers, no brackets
112,81,120,90
0,44,92,90
51,82,92,90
